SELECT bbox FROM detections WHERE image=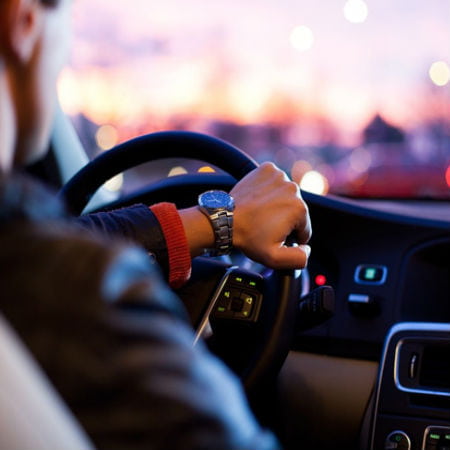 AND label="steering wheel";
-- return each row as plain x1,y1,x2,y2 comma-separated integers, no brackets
59,130,302,405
